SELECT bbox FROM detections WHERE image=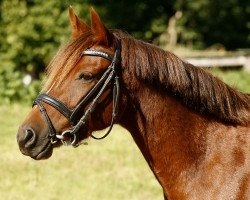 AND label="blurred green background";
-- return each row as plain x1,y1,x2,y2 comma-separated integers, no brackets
0,0,249,103
0,0,249,199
